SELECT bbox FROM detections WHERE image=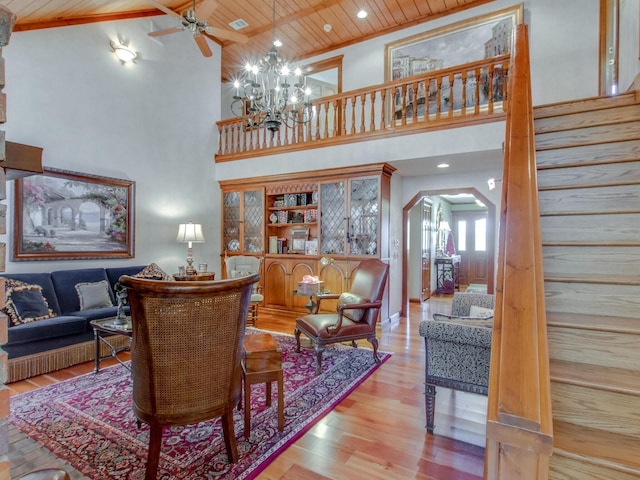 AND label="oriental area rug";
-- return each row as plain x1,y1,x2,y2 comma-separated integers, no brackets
9,330,390,479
